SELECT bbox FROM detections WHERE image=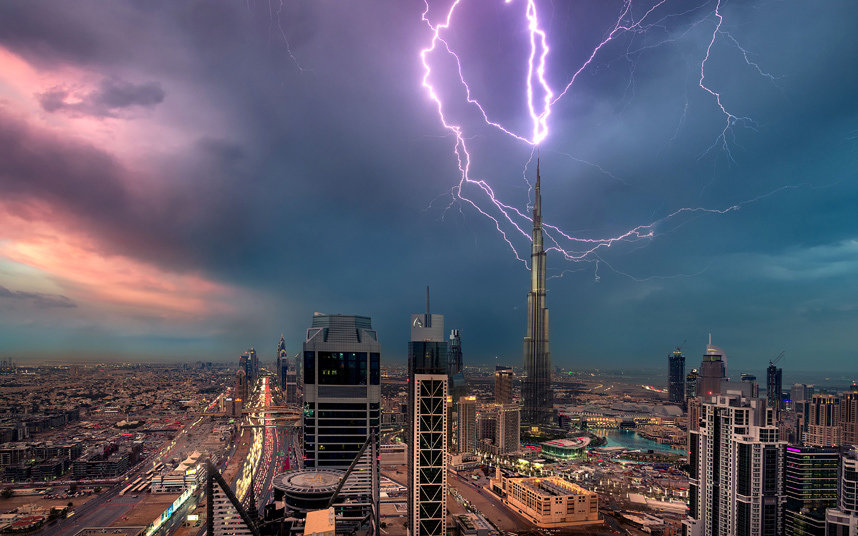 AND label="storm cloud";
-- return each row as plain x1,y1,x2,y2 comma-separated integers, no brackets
37,78,165,117
0,0,856,375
